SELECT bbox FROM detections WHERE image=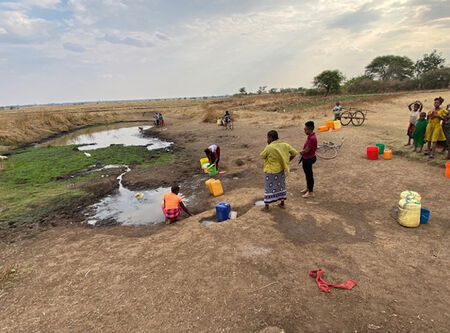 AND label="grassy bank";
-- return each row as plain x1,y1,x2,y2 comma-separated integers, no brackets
0,145,174,228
